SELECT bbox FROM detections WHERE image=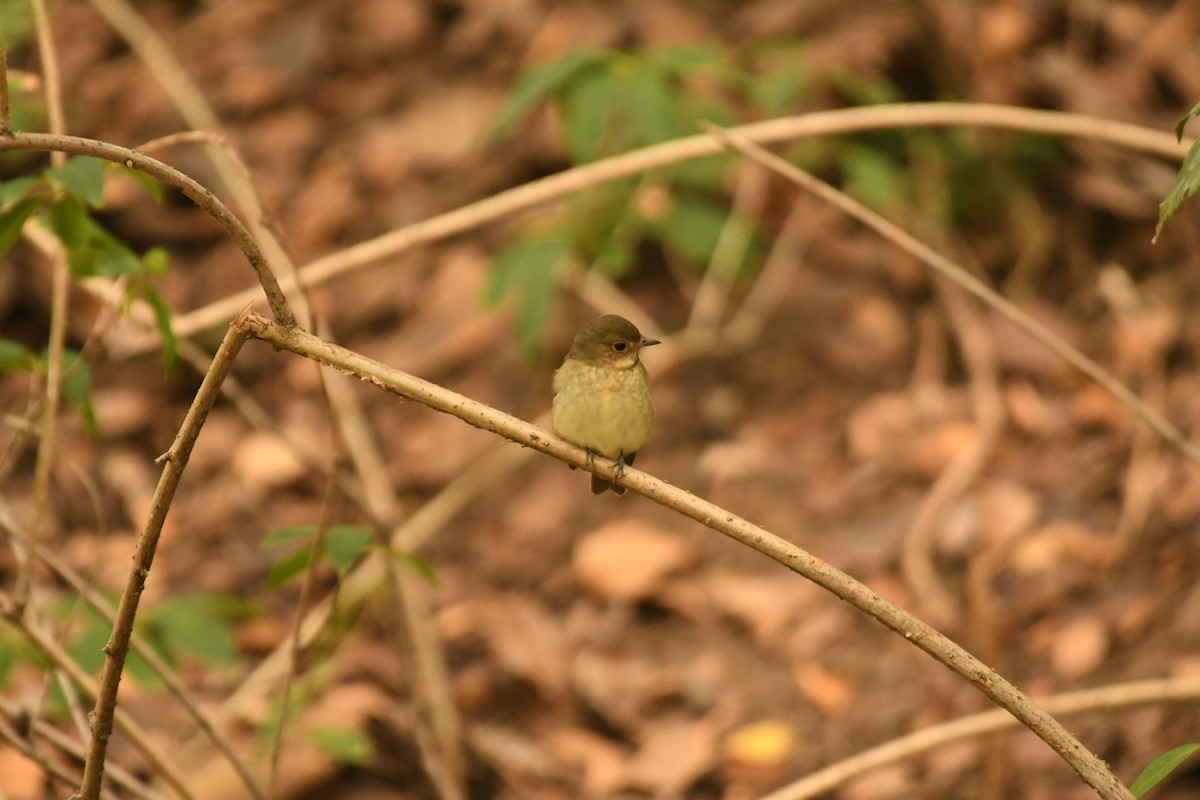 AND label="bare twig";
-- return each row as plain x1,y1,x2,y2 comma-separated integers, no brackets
0,508,266,800
700,122,1200,475
0,38,11,134
0,696,157,800
85,0,304,321
237,311,1134,800
0,591,197,800
18,0,71,609
686,163,769,332
316,314,467,800
763,675,1200,800
123,102,1190,352
76,315,249,800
